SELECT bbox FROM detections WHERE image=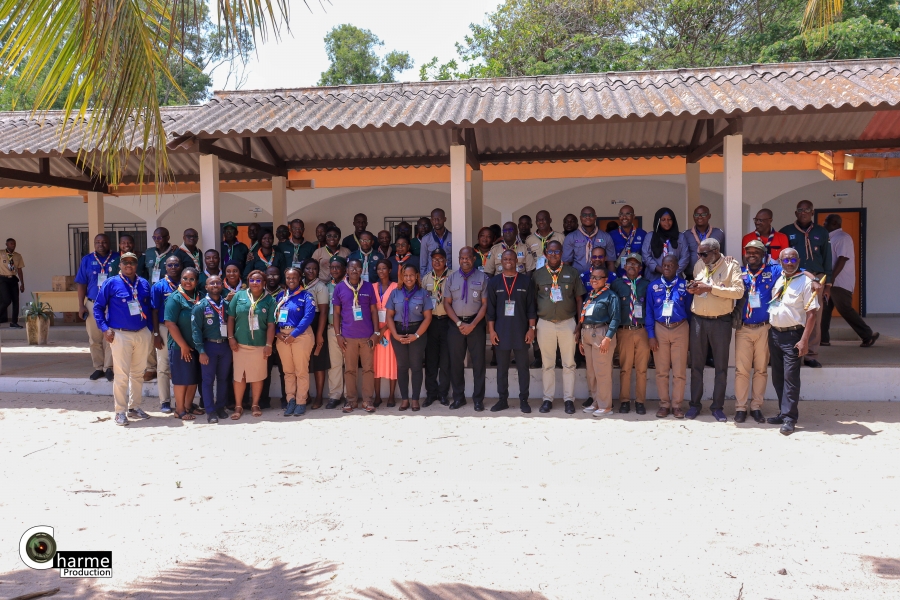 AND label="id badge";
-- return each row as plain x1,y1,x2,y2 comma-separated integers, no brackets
329,302,334,315
550,287,563,303
619,254,628,267
362,271,370,282
477,265,485,272
292,262,304,269
97,272,107,285
749,292,761,309
278,307,289,323
634,304,643,319
378,309,387,323
220,323,227,337
127,300,141,316
769,299,781,309
536,256,546,269
585,303,595,316
152,269,161,283
504,300,515,316
353,305,363,321
661,301,674,317
250,314,260,331
380,335,389,347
